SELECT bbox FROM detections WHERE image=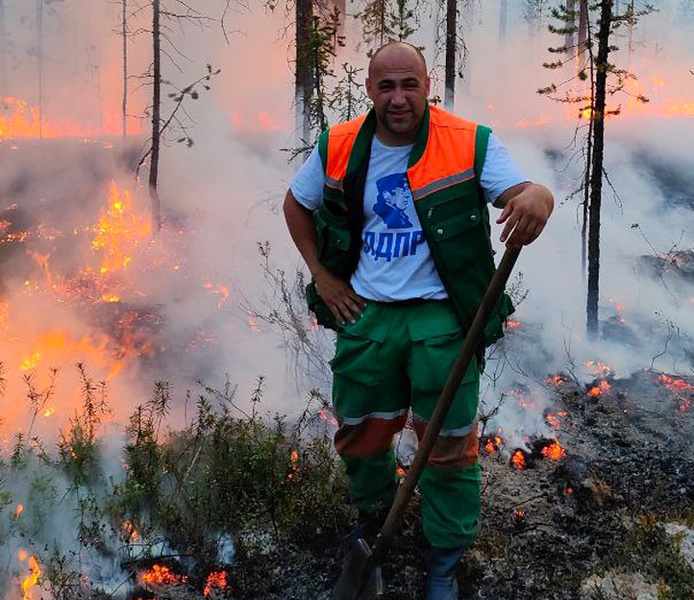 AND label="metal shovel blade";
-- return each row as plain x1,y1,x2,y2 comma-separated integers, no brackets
332,538,384,600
